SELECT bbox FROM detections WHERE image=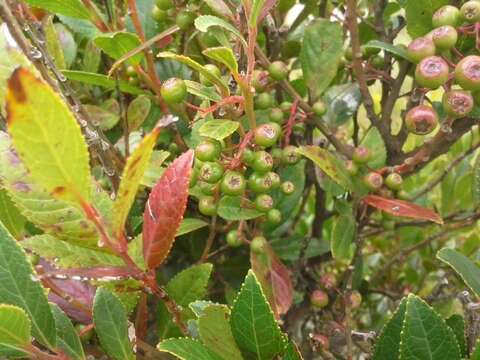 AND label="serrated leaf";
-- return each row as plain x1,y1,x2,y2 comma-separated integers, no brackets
446,314,467,358
21,235,123,269
199,119,239,140
399,294,461,360
217,195,264,221
51,304,85,360
195,15,246,48
0,188,26,239
142,150,194,270
331,214,356,261
62,70,146,95
94,32,143,65
198,304,243,360
405,0,448,38
203,47,239,75
158,338,224,360
300,19,343,98
93,288,135,360
113,128,160,239
23,0,90,19
361,127,386,169
283,341,304,360
166,264,213,307
177,218,209,236
373,298,407,360
437,248,480,298
185,80,222,102
127,95,151,131
0,222,56,349
0,304,31,358
364,40,410,61
6,68,90,207
230,270,285,359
